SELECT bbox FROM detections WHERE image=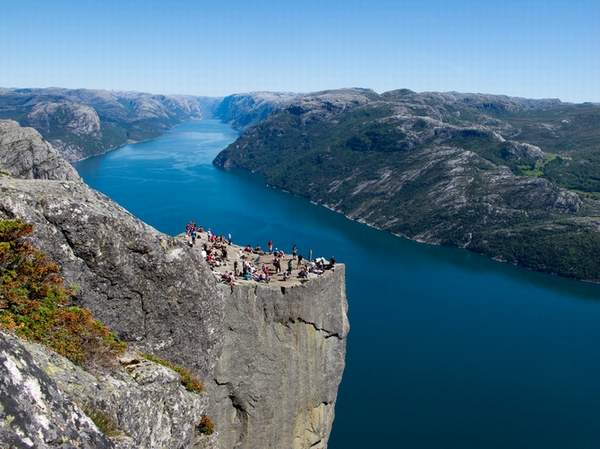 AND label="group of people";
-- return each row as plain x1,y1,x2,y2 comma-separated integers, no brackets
184,222,336,288
186,221,232,248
